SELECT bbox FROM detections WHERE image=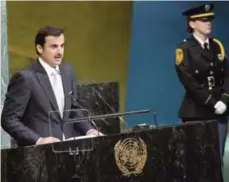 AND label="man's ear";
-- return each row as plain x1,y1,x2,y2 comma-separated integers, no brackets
36,44,43,55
